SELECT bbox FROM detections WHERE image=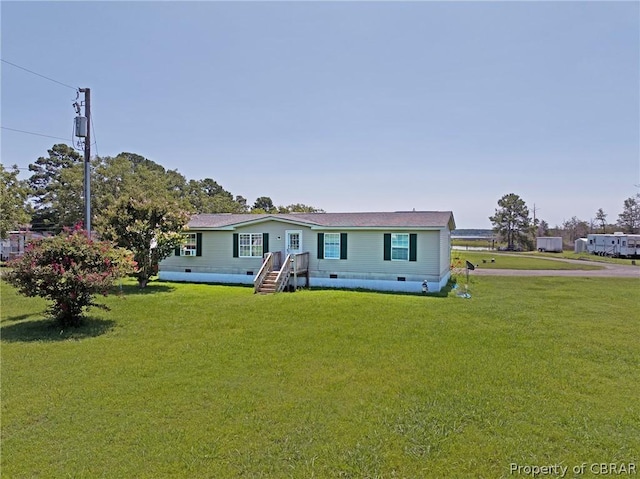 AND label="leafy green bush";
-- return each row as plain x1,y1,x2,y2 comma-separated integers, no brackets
96,196,189,288
5,225,135,327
